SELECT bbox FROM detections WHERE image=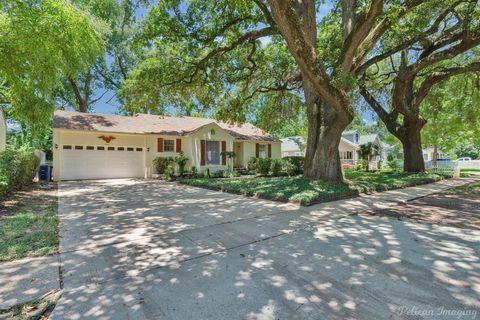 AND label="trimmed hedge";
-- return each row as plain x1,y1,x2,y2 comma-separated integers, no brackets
0,150,40,200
